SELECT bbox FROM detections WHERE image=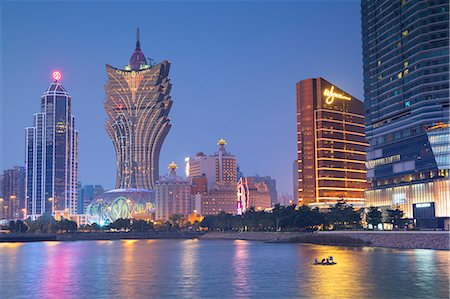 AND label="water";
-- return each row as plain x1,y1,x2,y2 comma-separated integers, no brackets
0,239,448,298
